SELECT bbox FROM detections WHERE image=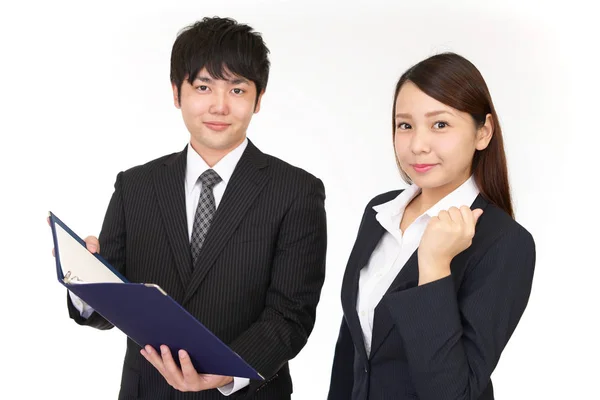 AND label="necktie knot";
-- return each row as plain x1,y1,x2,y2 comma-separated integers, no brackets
199,169,222,189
